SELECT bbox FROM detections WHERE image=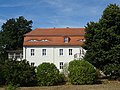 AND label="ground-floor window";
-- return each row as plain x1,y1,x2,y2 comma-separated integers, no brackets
31,62,35,66
60,62,64,69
